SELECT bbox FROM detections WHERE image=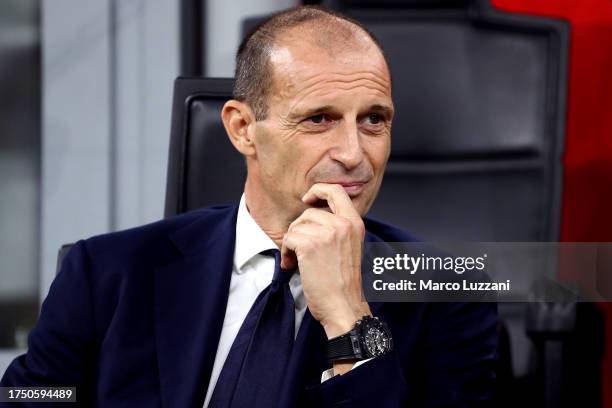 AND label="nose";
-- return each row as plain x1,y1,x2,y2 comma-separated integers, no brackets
329,121,364,170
